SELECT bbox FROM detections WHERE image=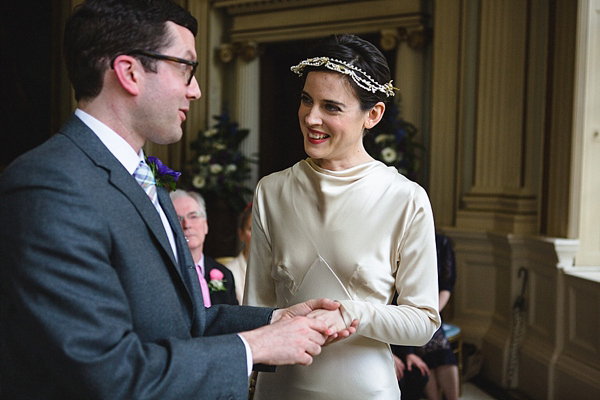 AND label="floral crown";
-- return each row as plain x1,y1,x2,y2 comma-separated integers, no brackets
290,56,396,98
